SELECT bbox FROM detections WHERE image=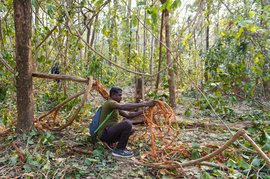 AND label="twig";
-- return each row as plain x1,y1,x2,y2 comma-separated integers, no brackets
35,24,59,50
257,162,266,179
200,161,229,171
0,54,16,74
242,133,270,167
